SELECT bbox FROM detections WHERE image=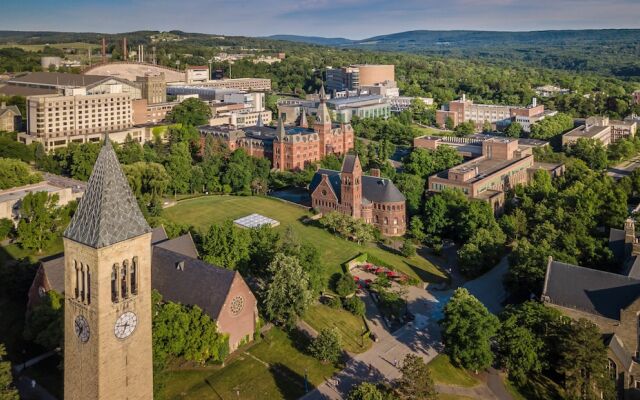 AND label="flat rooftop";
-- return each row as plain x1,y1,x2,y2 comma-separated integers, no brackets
233,213,280,229
0,183,63,204
437,154,532,184
564,124,609,139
